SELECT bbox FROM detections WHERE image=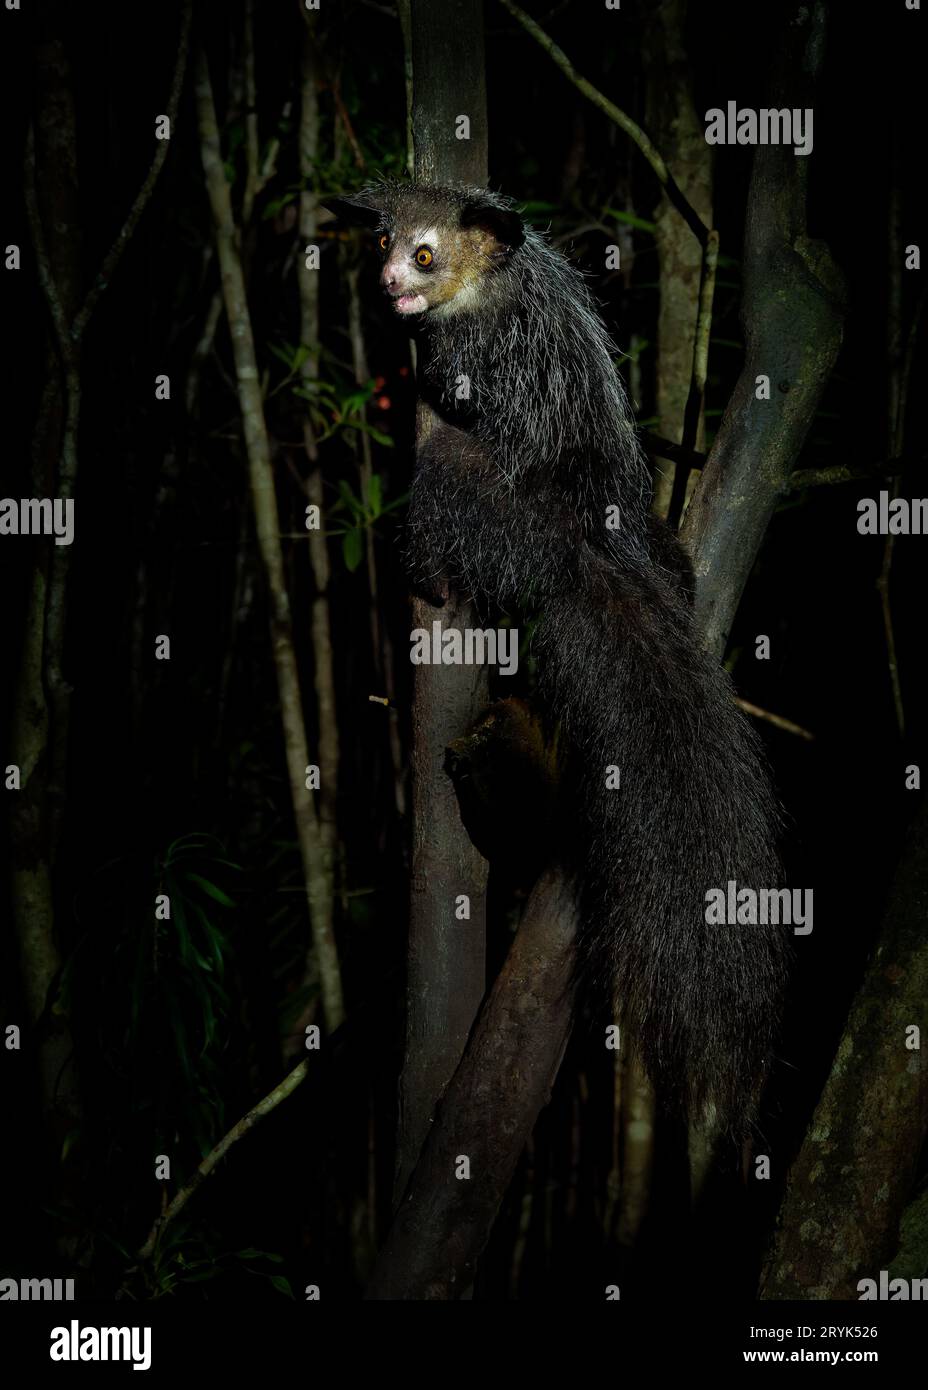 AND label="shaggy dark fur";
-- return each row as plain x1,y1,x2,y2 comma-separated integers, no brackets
326,180,789,1134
